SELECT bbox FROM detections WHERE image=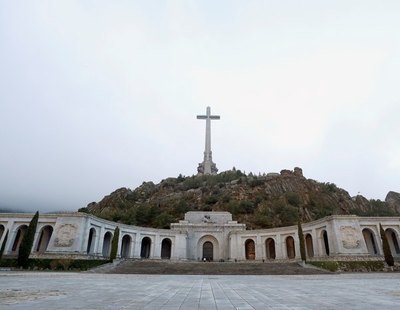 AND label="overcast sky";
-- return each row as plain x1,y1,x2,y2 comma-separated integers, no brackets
1,1,399,212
